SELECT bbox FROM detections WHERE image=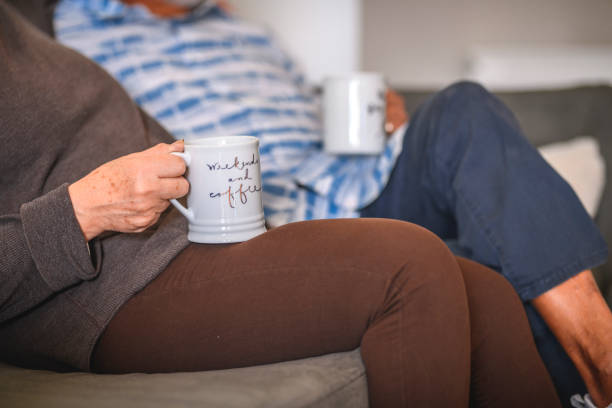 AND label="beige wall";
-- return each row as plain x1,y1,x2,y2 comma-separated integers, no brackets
362,0,612,89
